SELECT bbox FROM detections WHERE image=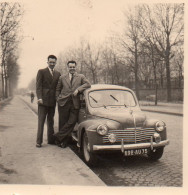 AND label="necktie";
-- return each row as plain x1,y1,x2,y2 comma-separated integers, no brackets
51,69,54,76
71,74,74,85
